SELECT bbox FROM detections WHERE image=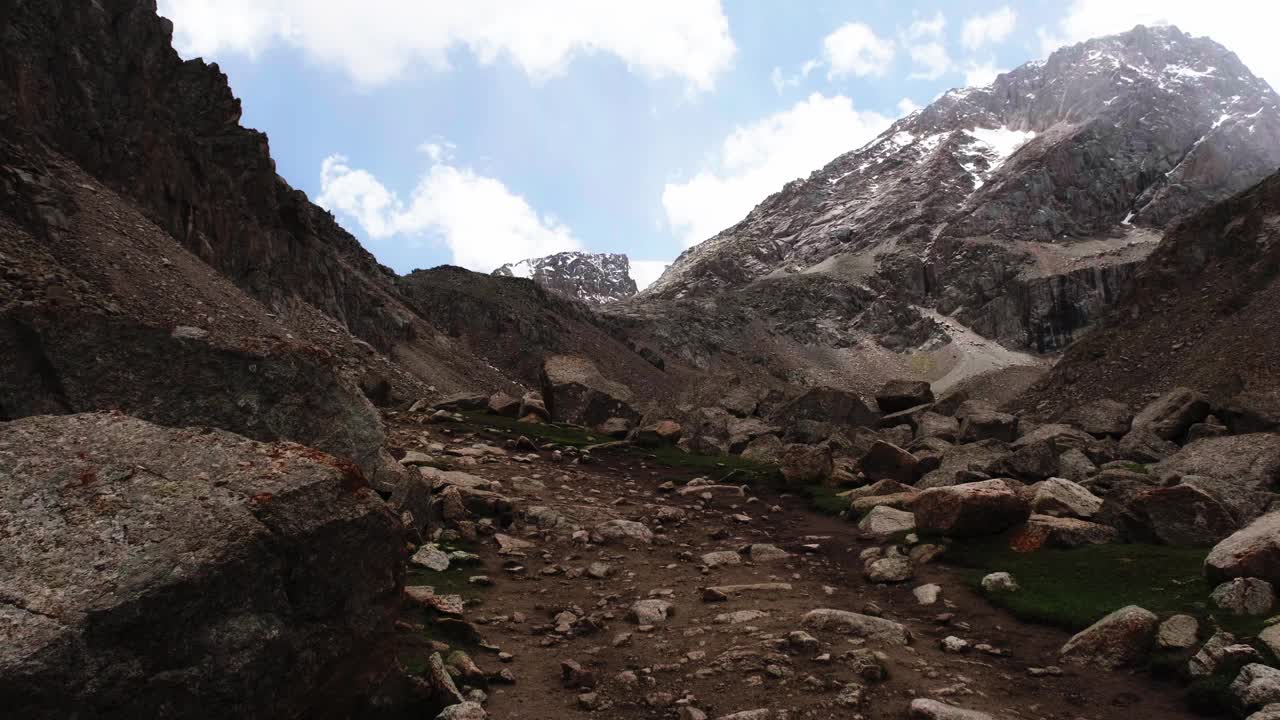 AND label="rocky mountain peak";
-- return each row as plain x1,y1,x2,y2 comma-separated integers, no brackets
640,23,1280,353
493,251,638,304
